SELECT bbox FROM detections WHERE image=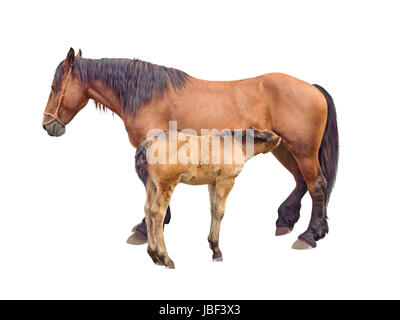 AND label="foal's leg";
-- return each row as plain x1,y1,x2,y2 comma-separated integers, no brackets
291,155,328,249
132,207,171,234
127,180,157,246
272,143,307,235
208,183,217,257
208,178,234,261
144,180,159,264
151,184,176,268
